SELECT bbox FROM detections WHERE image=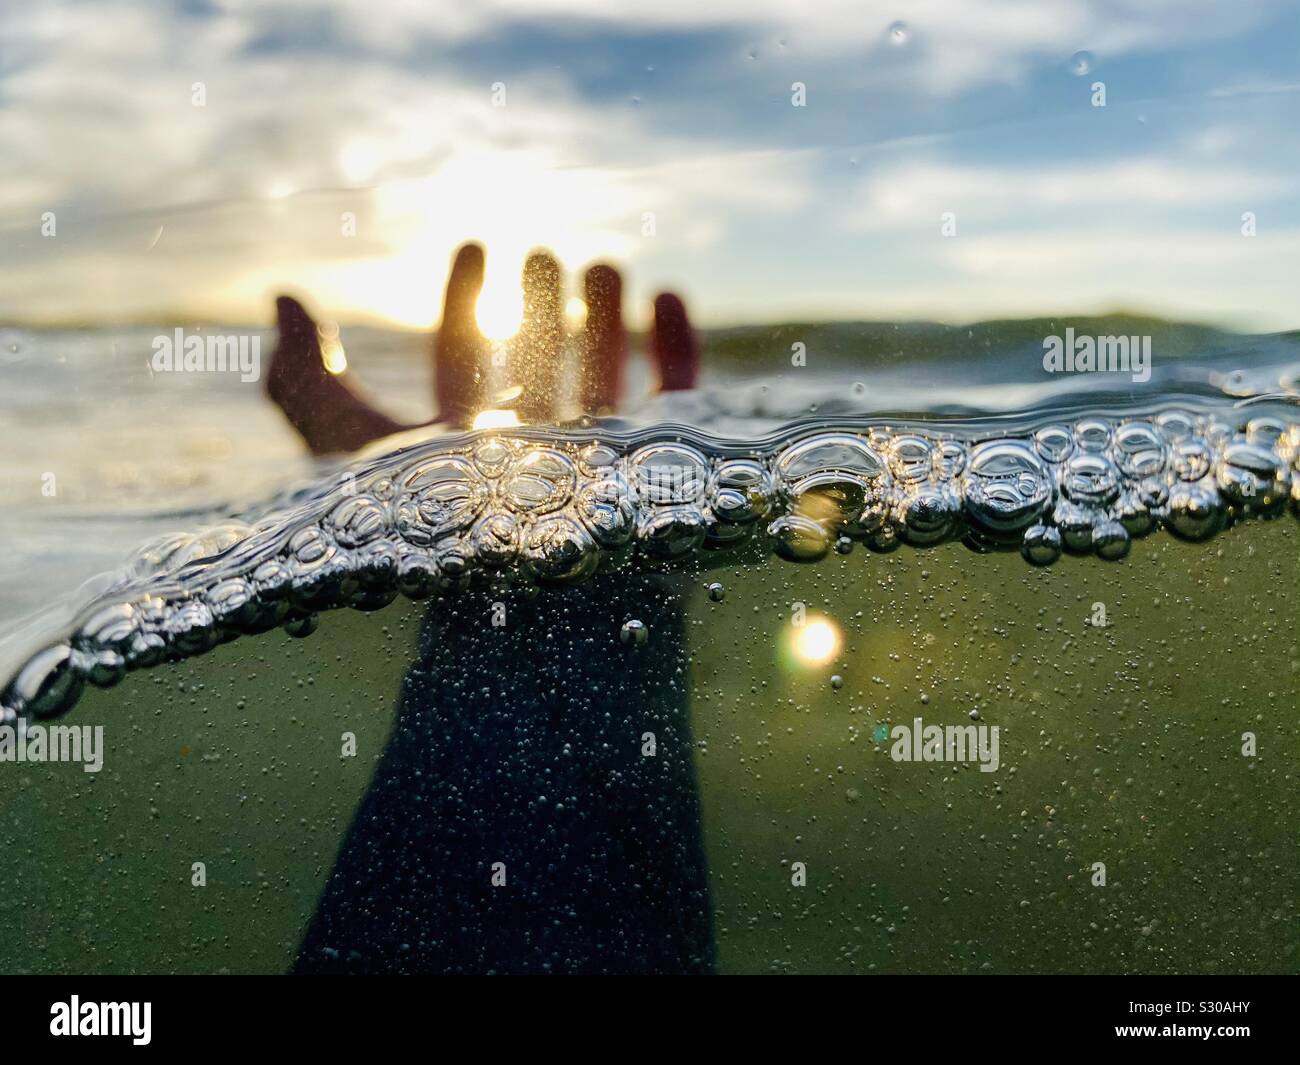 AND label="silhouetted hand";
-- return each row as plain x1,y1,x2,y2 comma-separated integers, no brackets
266,243,700,454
